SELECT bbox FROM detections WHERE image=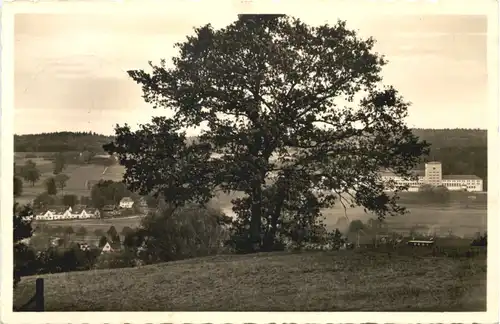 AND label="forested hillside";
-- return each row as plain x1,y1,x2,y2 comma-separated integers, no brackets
14,129,488,189
14,132,114,153
412,129,487,189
